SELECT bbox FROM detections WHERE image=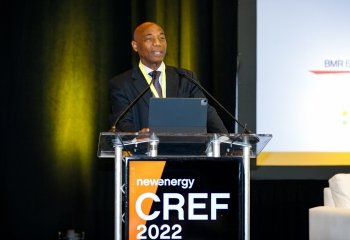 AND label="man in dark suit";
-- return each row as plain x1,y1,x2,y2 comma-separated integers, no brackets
109,22,227,133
